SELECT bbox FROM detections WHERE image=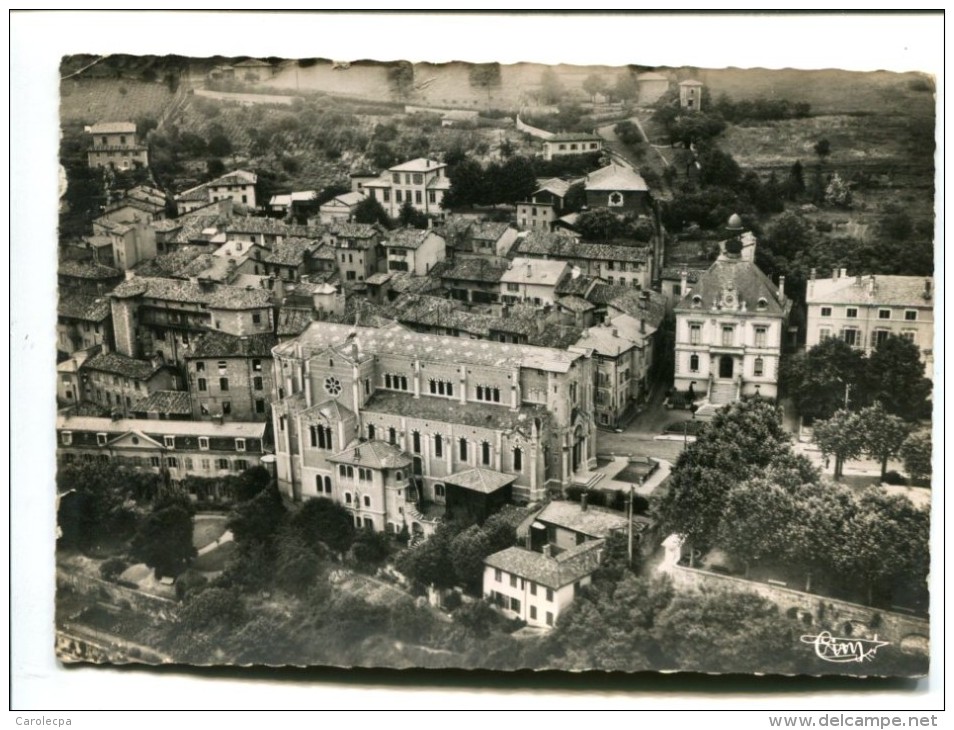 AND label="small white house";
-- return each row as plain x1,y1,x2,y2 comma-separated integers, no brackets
483,541,603,629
